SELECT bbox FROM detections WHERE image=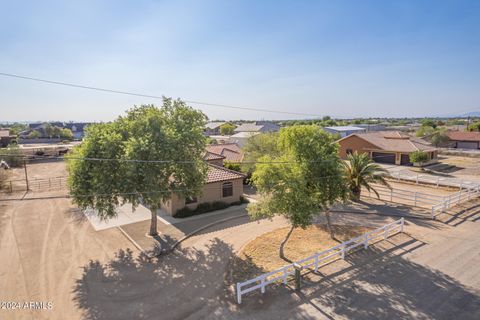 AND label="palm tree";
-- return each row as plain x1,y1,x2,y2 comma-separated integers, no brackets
342,152,390,200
